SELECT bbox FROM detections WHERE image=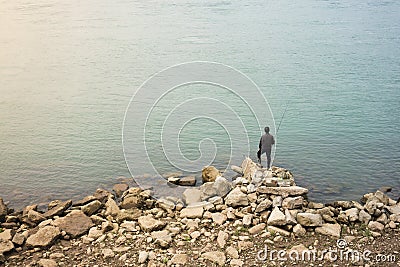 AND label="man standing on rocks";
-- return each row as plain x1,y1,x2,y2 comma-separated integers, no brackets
259,126,275,169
